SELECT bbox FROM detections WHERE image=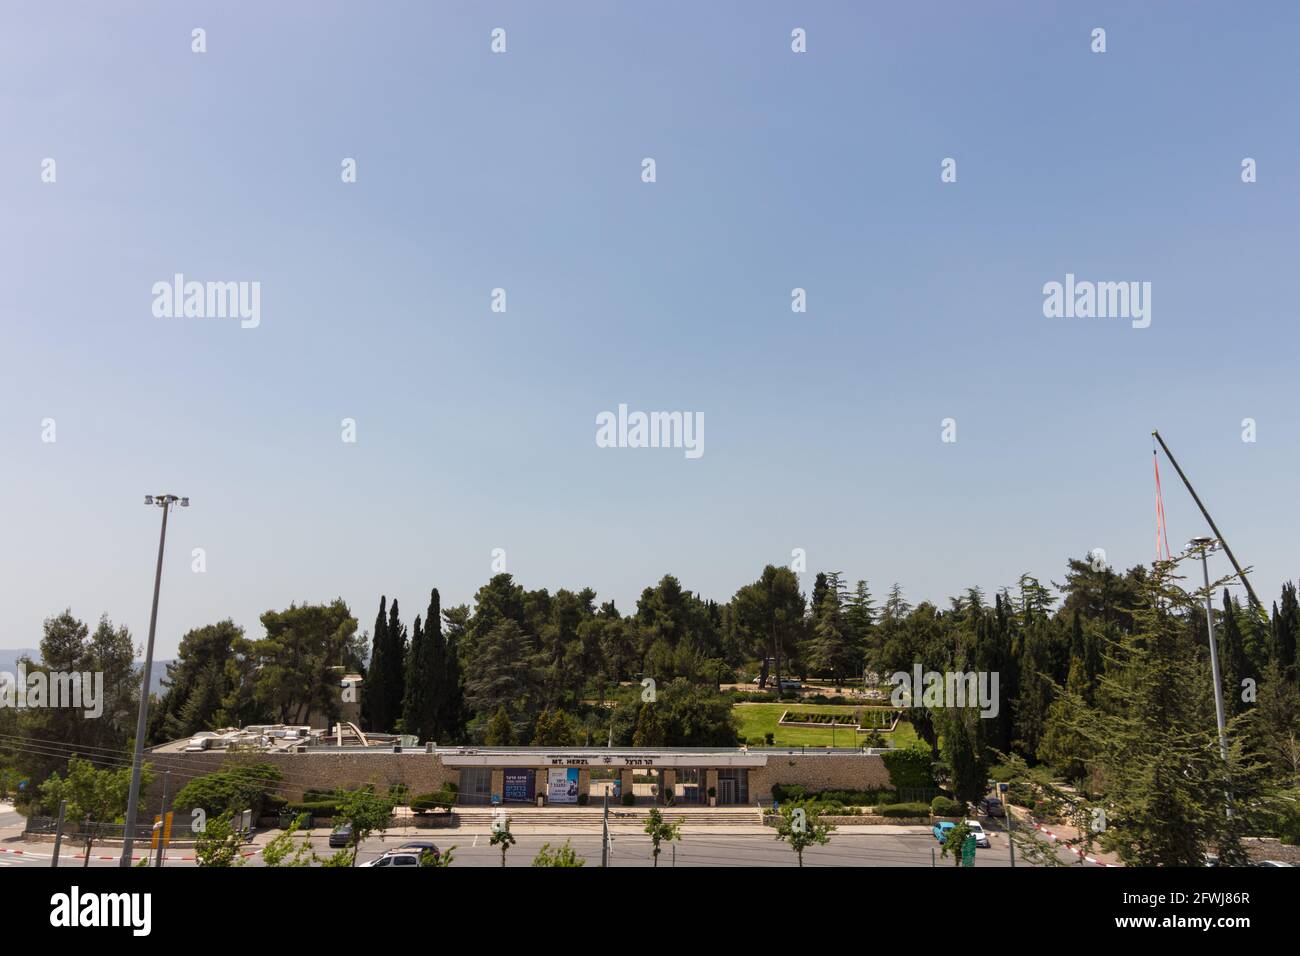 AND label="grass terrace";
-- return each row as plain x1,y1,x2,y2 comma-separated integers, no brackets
734,702,919,749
